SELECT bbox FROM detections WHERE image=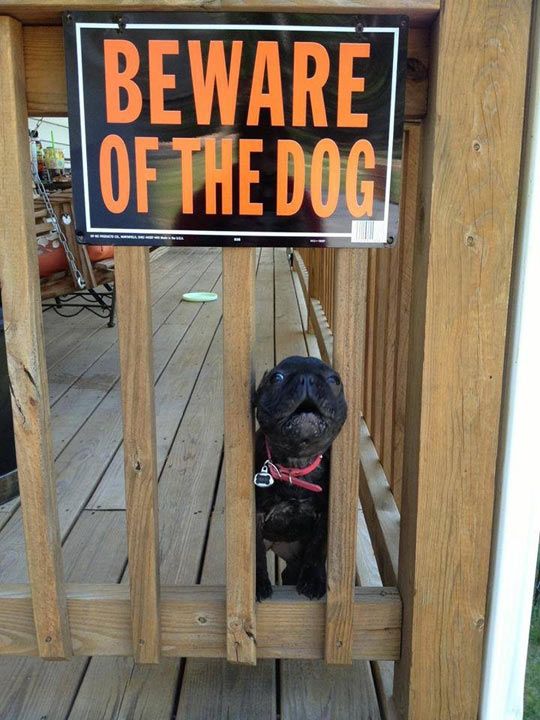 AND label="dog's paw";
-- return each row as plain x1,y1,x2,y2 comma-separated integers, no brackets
256,575,273,602
296,564,327,600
